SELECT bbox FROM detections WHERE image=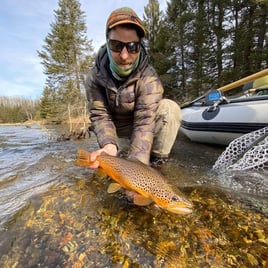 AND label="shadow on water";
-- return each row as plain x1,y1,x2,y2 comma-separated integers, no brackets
0,127,267,267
